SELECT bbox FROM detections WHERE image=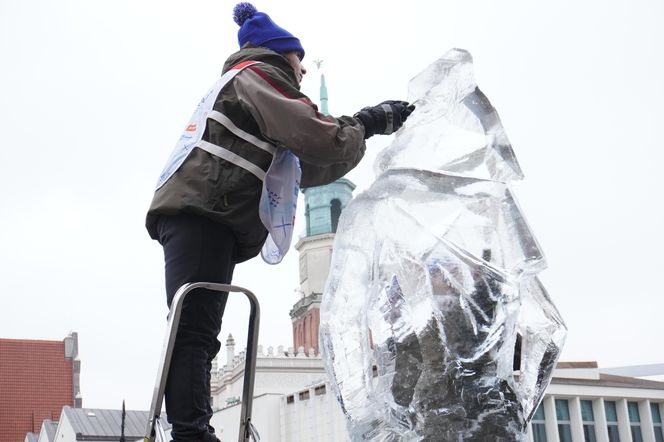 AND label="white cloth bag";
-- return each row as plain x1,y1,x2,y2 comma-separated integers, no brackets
259,149,301,264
